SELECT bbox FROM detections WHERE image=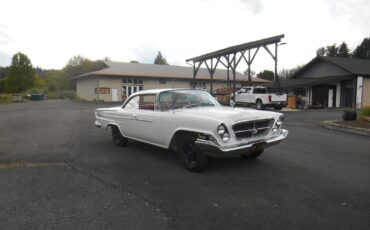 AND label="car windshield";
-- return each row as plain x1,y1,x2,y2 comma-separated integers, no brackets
159,90,220,111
